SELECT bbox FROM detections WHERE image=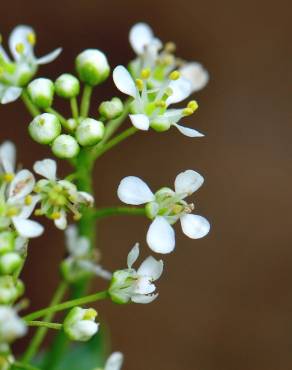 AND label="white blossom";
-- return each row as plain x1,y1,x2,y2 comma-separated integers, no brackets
63,307,99,342
0,306,27,344
109,243,163,304
104,352,124,370
0,25,62,104
117,170,210,253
